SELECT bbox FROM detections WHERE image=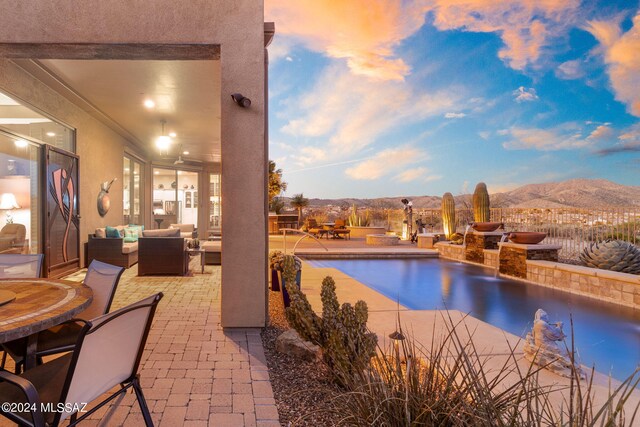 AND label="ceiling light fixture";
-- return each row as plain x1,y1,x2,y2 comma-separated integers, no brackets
144,99,156,109
169,132,177,138
14,140,28,148
46,131,56,137
155,120,171,152
183,151,189,155
231,93,251,108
